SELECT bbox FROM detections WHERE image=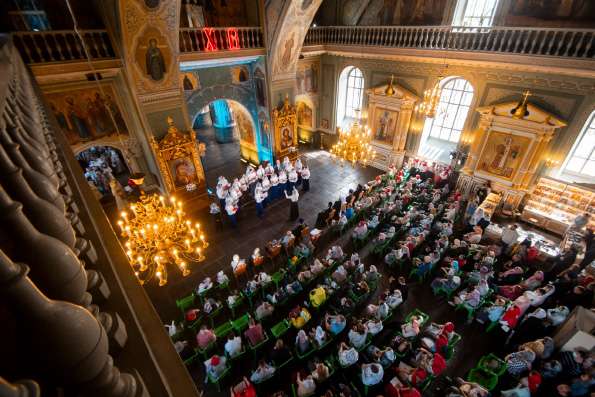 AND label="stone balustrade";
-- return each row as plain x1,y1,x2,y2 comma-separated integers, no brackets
0,37,199,397
11,29,117,64
304,25,595,59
